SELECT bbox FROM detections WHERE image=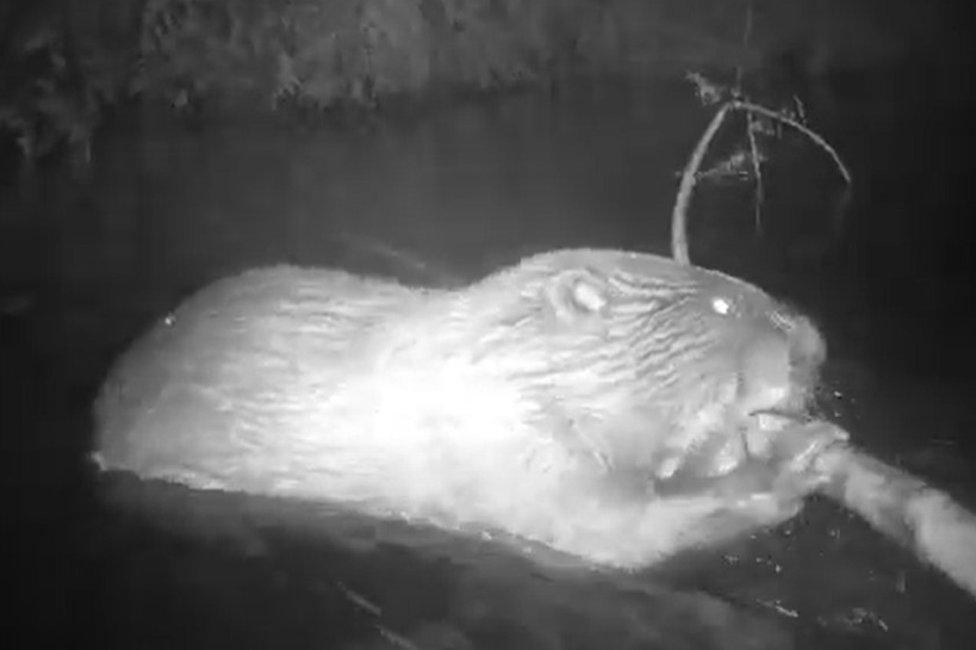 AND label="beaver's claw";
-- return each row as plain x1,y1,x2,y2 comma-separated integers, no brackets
771,420,848,468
